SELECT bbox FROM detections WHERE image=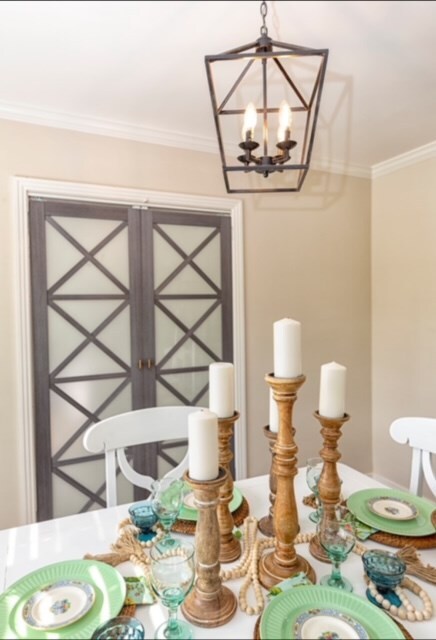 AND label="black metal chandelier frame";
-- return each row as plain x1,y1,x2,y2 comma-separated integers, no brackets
205,2,329,194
